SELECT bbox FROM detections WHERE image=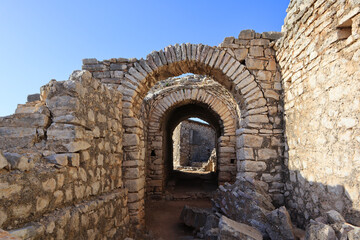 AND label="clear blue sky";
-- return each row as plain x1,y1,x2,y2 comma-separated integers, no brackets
0,0,289,117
